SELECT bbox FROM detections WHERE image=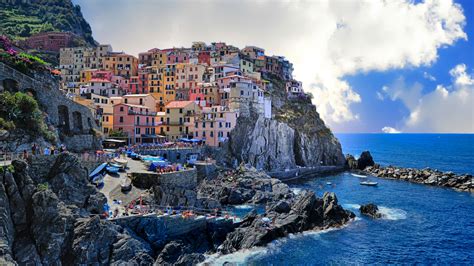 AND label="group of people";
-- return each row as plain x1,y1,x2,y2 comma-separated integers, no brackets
21,143,67,159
